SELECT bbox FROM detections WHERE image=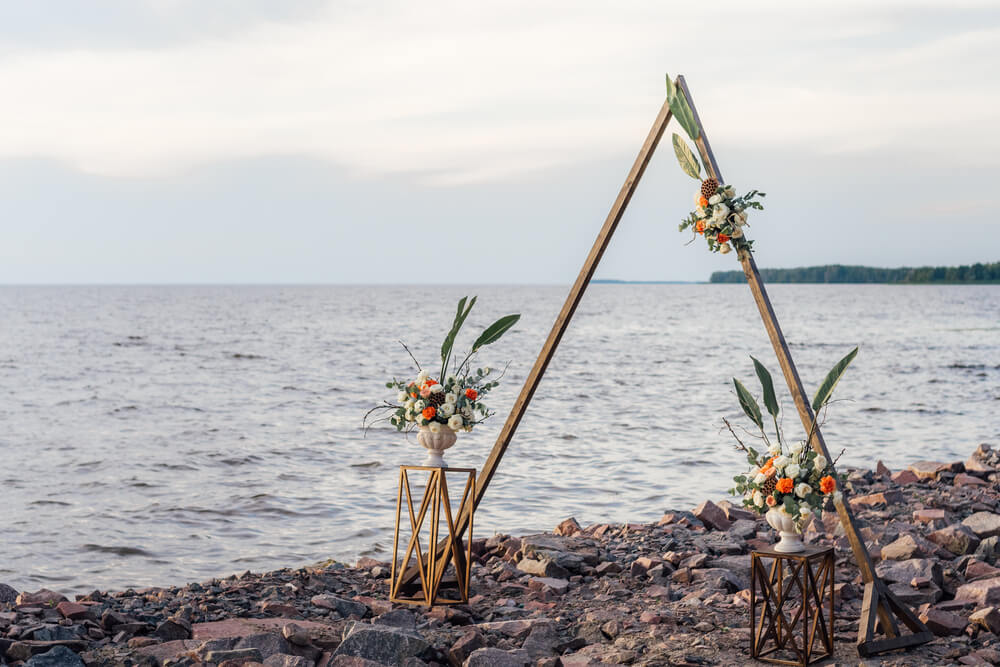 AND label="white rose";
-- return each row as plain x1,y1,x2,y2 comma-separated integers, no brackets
429,384,444,394
712,203,730,220
428,421,441,433
785,463,801,478
768,443,781,456
799,506,811,517
404,400,414,411
790,442,803,456
752,491,764,507
795,483,811,498
814,455,827,471
448,415,464,431
397,391,408,403
439,403,454,417
416,370,429,384
695,205,707,218
753,473,767,485
708,194,722,205
413,400,426,411
719,243,732,254
724,186,735,197
445,392,457,405
773,455,789,470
